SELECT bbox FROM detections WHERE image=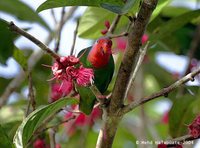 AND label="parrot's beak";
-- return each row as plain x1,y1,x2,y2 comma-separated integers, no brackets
102,43,109,53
